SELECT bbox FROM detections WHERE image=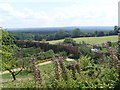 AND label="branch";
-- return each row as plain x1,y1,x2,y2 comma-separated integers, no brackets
15,68,23,76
